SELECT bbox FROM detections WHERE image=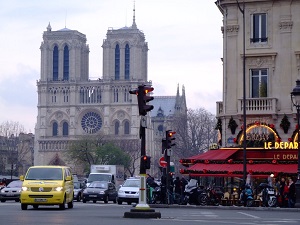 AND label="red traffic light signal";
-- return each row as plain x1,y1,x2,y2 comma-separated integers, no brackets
141,155,151,170
166,130,176,149
138,85,154,116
